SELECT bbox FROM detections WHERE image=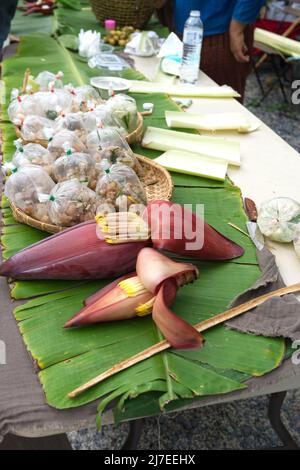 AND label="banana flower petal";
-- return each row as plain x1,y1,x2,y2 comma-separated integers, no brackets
65,248,202,349
152,279,204,350
146,201,244,260
65,273,154,328
136,247,199,294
